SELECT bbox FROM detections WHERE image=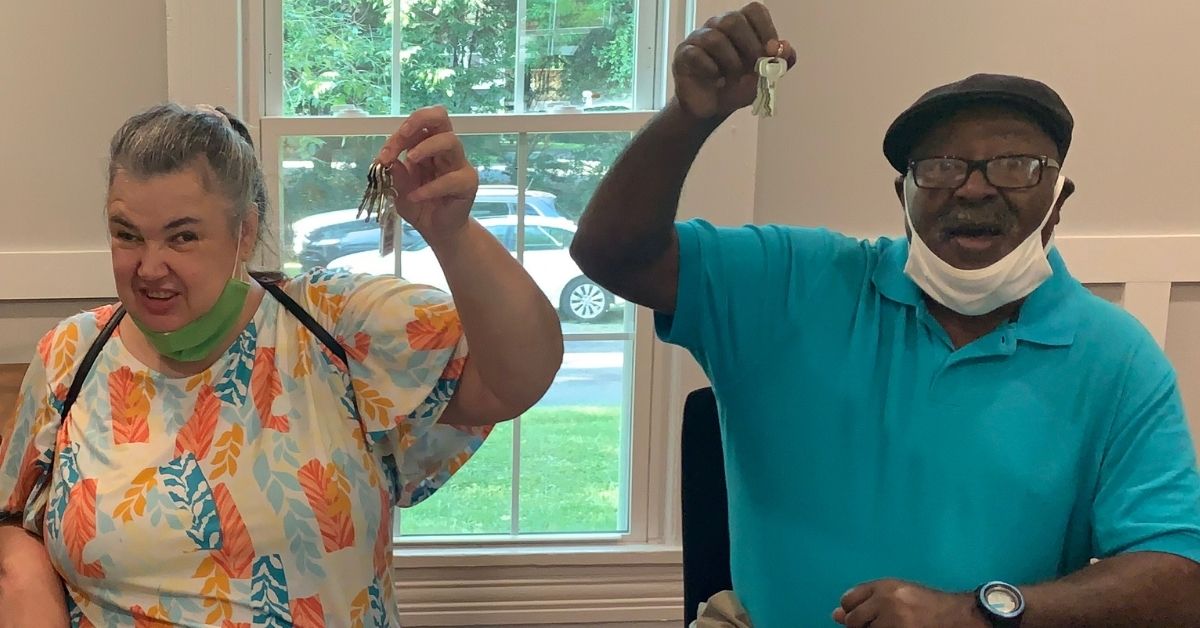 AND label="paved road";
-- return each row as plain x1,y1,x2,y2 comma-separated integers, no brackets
537,340,626,407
